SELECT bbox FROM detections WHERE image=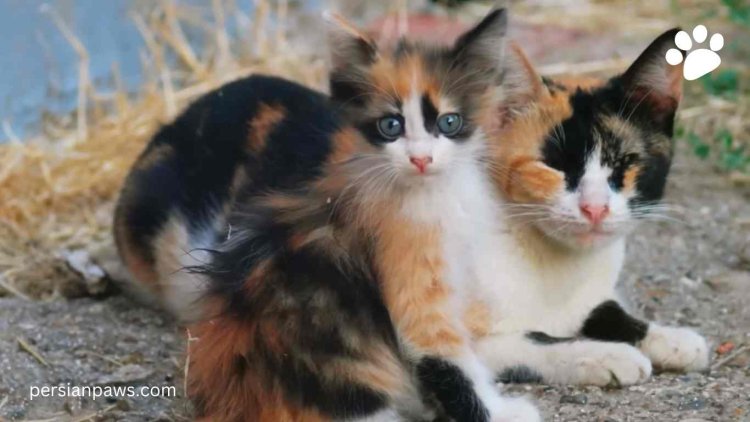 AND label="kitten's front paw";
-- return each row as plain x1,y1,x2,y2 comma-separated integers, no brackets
491,396,541,422
567,343,652,386
640,325,710,372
